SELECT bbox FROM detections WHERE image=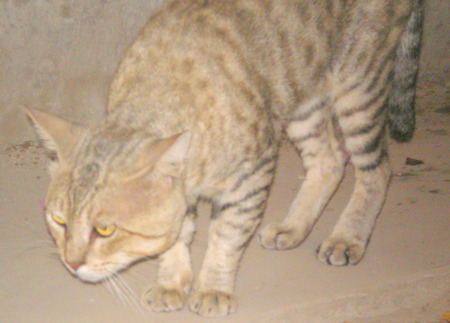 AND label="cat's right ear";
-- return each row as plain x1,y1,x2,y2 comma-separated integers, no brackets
24,108,86,167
